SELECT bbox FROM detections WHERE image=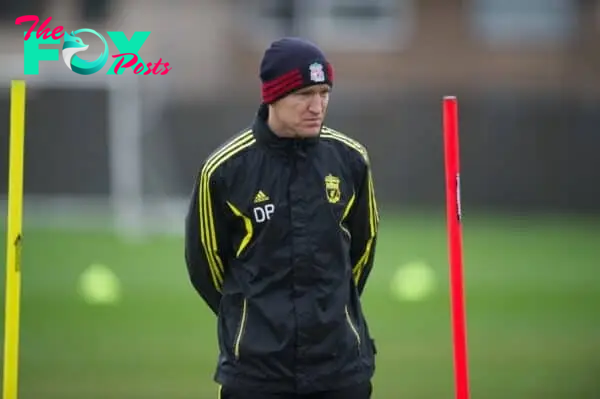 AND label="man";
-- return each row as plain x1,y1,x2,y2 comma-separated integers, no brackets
185,37,379,399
